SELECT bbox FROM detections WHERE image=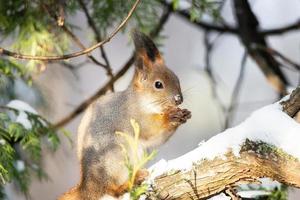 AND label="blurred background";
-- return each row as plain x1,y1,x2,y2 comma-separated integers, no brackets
1,0,300,199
